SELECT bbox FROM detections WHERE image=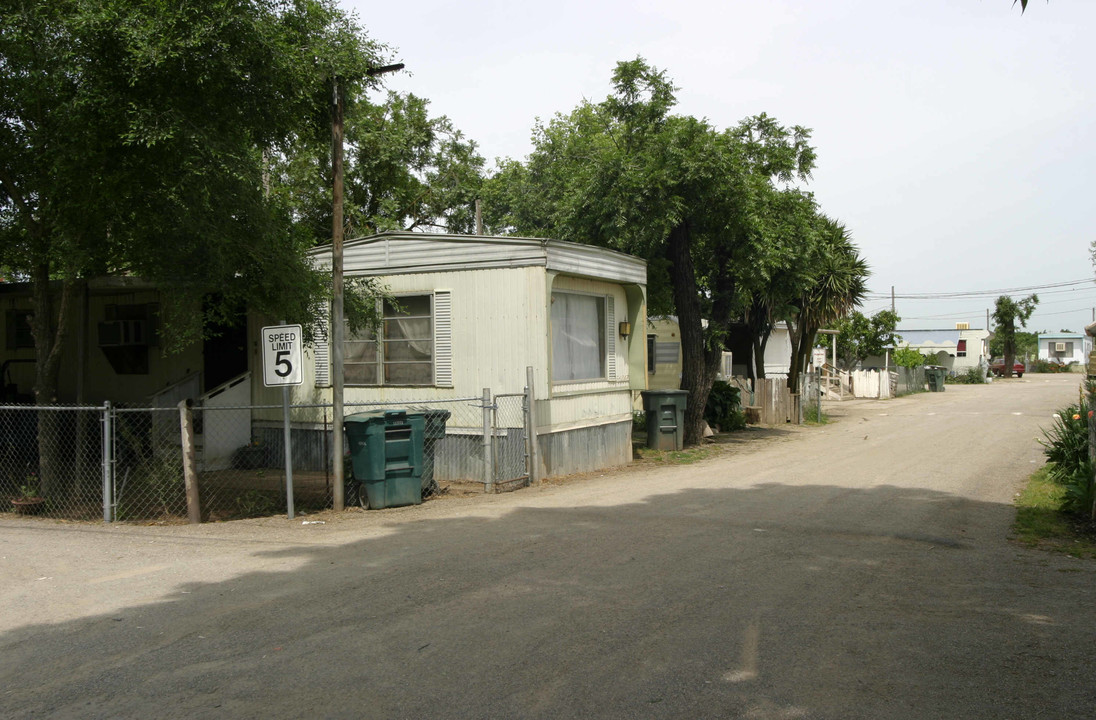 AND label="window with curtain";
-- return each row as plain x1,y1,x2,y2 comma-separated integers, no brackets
551,292,605,382
345,295,433,386
956,339,967,357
